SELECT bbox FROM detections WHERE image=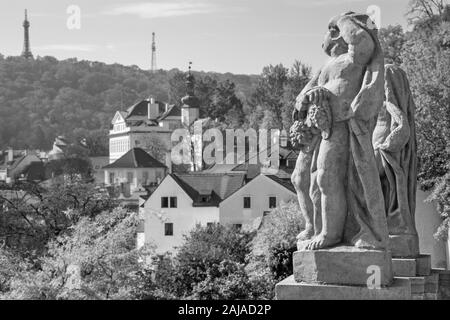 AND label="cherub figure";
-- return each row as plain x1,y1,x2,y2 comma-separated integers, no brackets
291,12,389,250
